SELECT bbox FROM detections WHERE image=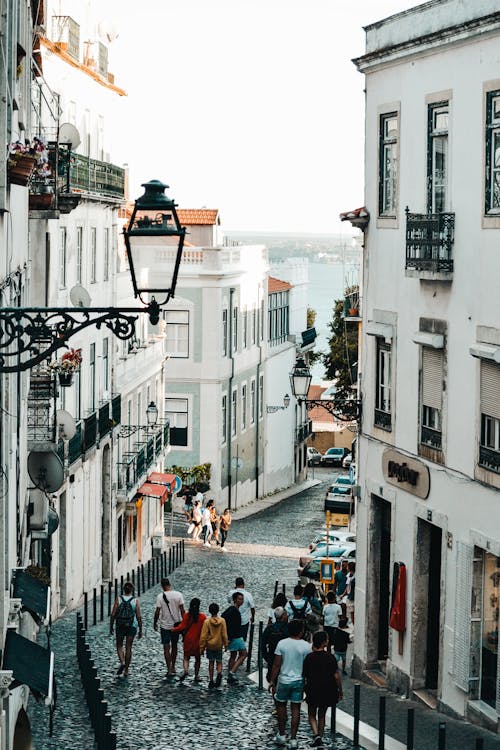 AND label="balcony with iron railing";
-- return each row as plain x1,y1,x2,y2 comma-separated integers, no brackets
420,425,442,451
478,445,500,474
374,408,392,432
405,207,455,279
116,423,169,497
